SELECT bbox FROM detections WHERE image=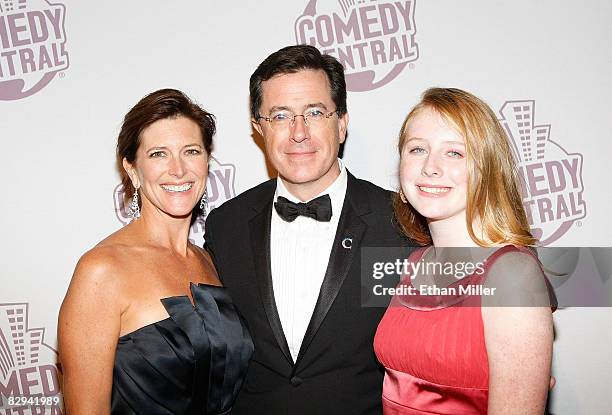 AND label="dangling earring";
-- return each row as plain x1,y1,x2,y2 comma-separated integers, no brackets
130,187,141,219
199,189,208,215
399,189,408,204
